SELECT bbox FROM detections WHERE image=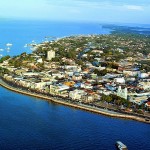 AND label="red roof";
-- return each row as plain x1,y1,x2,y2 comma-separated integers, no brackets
146,101,150,106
